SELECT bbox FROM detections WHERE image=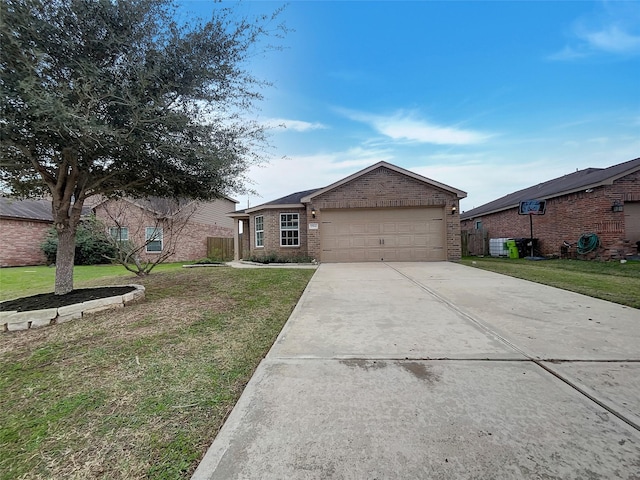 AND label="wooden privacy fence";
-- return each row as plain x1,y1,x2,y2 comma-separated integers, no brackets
461,229,489,257
206,237,234,261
